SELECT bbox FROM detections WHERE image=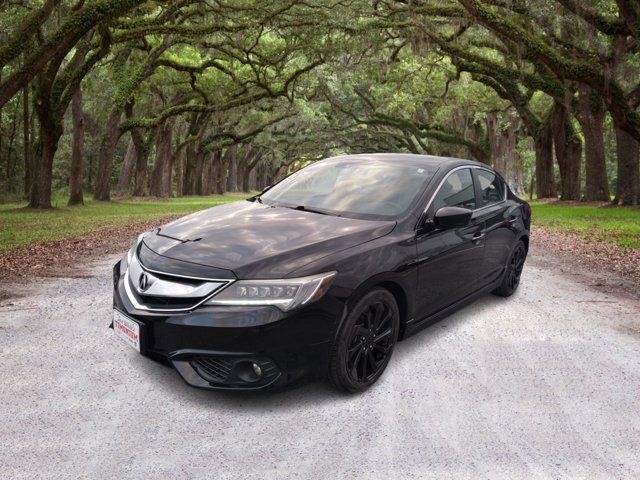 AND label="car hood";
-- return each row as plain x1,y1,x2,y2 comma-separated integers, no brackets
142,200,396,278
